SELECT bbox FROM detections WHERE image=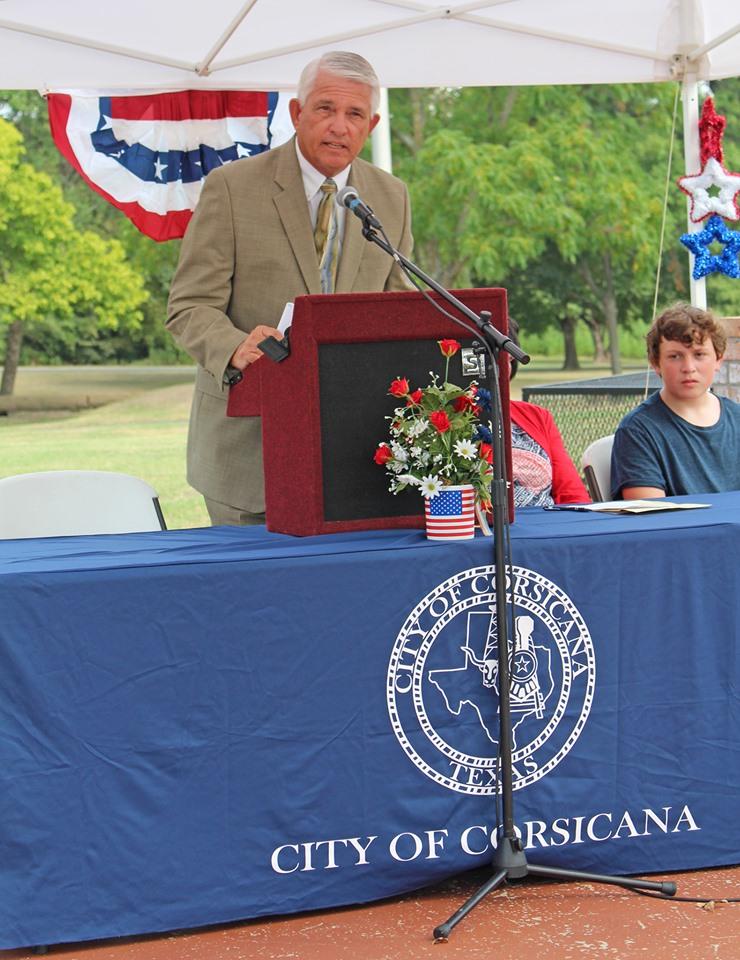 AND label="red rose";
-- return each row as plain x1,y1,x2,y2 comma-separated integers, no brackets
438,339,460,358
373,444,393,465
407,389,423,405
429,411,451,433
389,378,410,397
453,394,476,412
479,442,493,463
